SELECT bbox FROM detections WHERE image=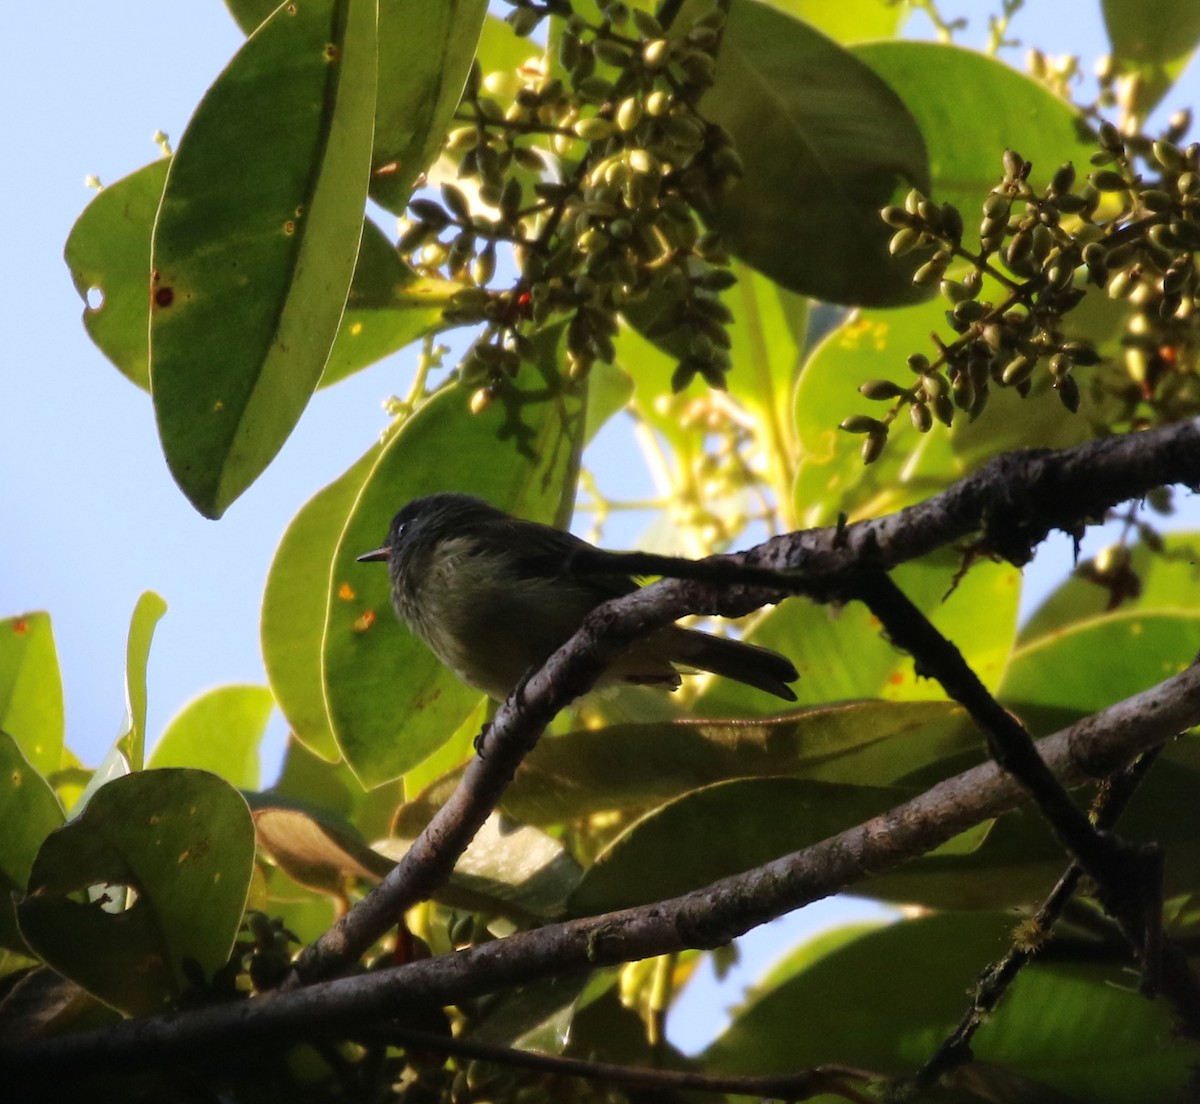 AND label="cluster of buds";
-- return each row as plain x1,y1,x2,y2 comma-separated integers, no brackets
398,0,744,404
843,109,1200,462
